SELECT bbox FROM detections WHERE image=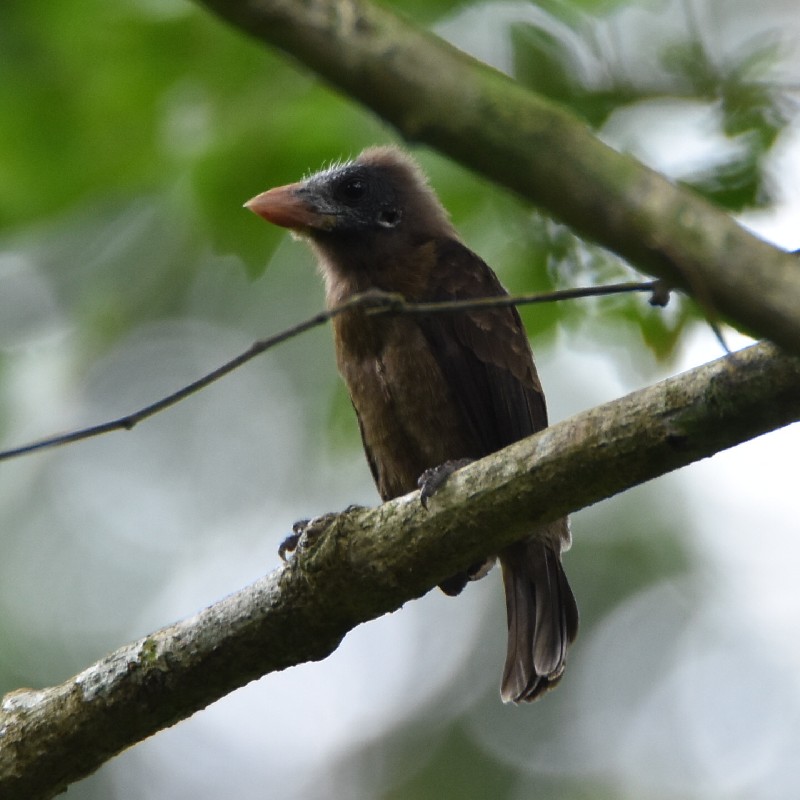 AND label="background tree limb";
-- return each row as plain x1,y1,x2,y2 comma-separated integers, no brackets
197,0,800,353
2,340,799,800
